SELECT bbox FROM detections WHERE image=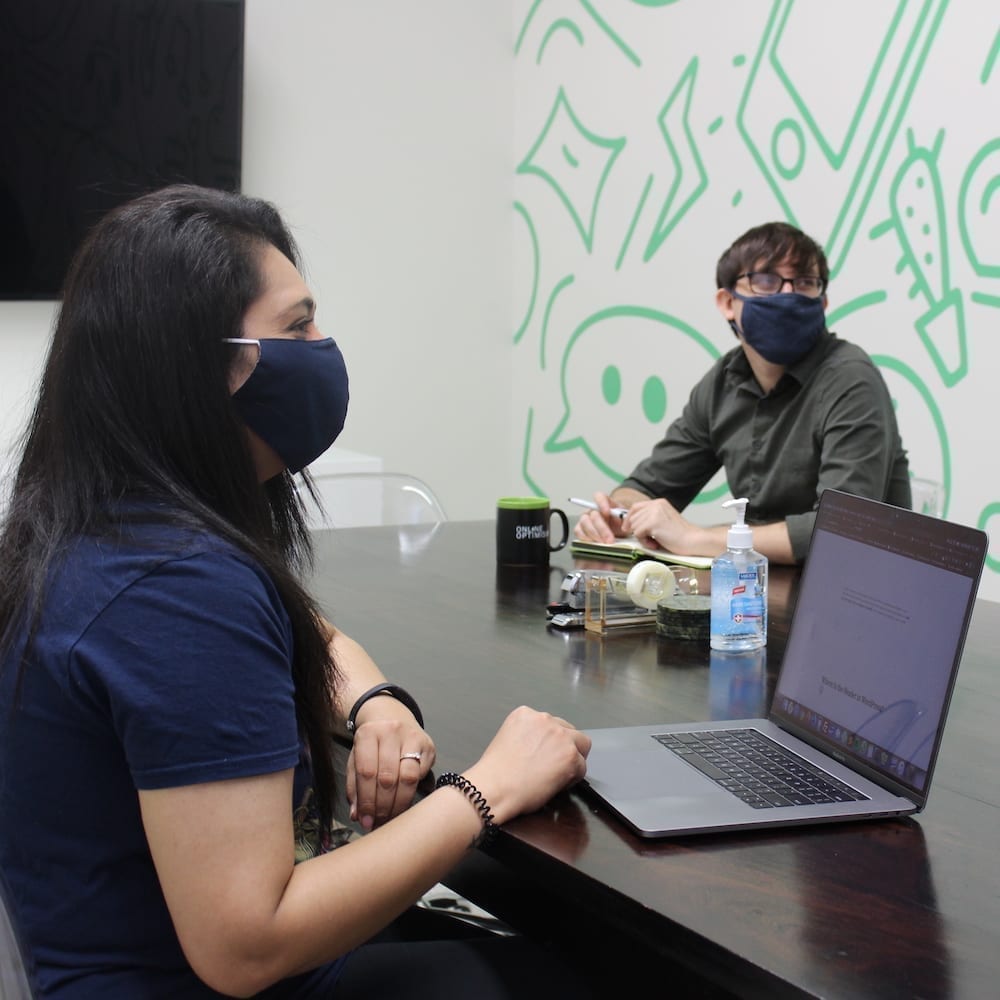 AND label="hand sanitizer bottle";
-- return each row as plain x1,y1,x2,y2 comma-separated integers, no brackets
710,498,767,651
